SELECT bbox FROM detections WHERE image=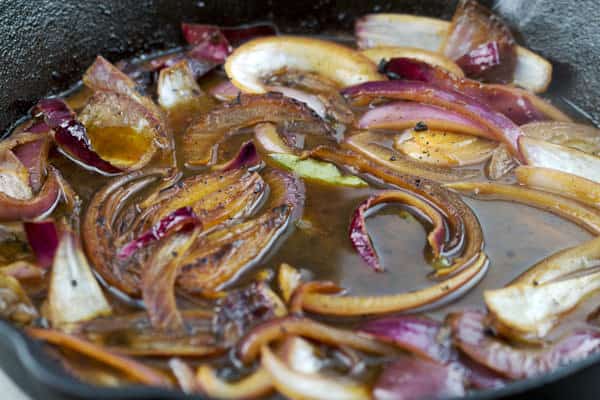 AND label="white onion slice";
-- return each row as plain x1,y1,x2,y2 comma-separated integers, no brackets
225,36,383,93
